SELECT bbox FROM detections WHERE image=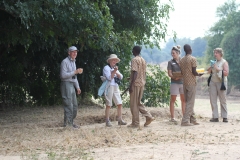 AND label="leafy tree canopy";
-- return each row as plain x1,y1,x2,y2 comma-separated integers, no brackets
205,0,240,86
0,0,173,106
